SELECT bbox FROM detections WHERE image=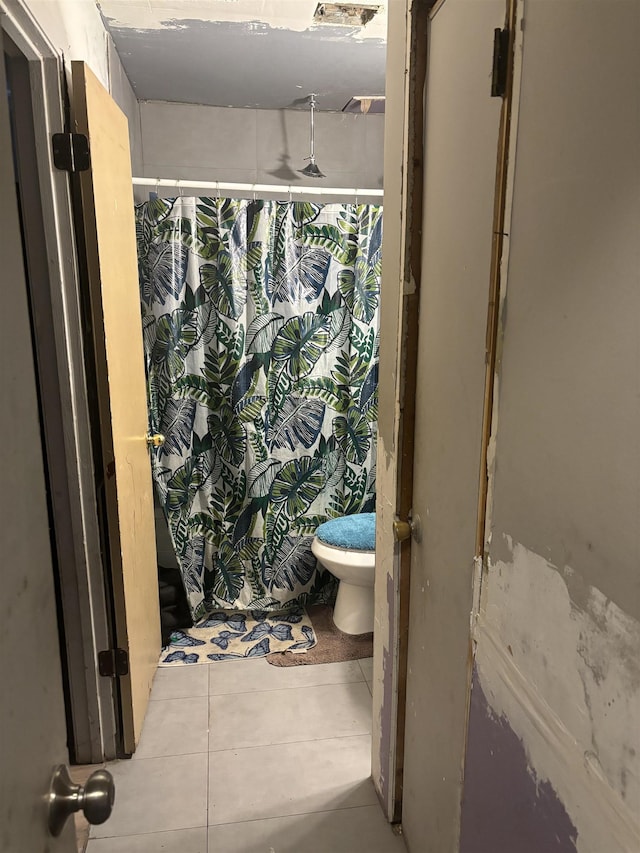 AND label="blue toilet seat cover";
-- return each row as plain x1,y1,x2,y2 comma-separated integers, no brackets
316,513,376,552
